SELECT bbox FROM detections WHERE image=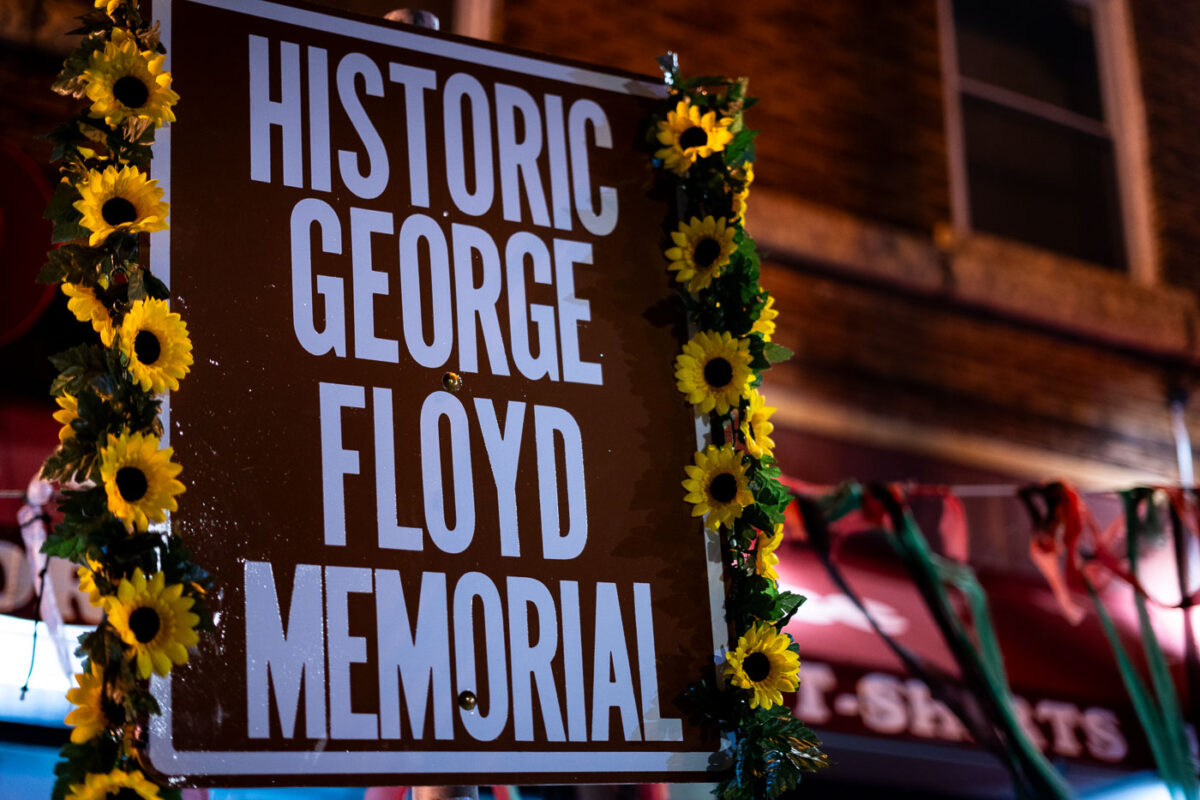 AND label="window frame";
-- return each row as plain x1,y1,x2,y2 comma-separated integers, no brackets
936,0,1158,284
